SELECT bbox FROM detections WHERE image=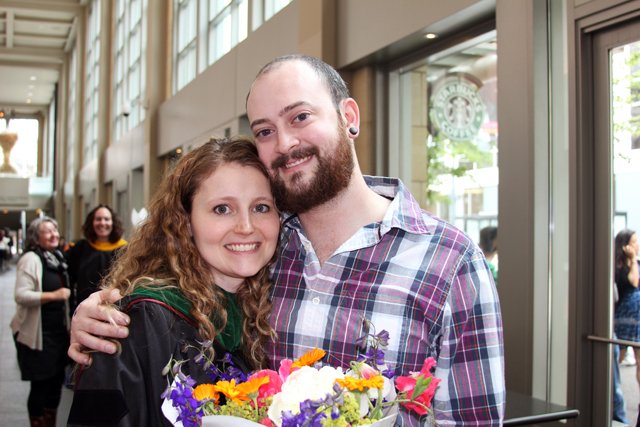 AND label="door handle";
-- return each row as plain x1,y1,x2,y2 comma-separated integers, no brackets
587,335,640,348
